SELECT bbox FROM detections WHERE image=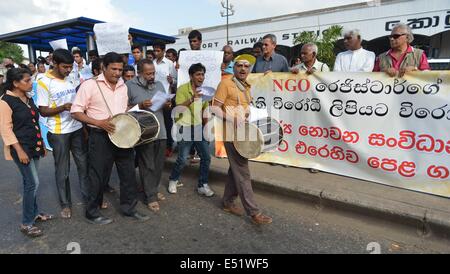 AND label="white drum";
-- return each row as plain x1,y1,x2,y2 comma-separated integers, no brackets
109,111,160,149
233,117,283,159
